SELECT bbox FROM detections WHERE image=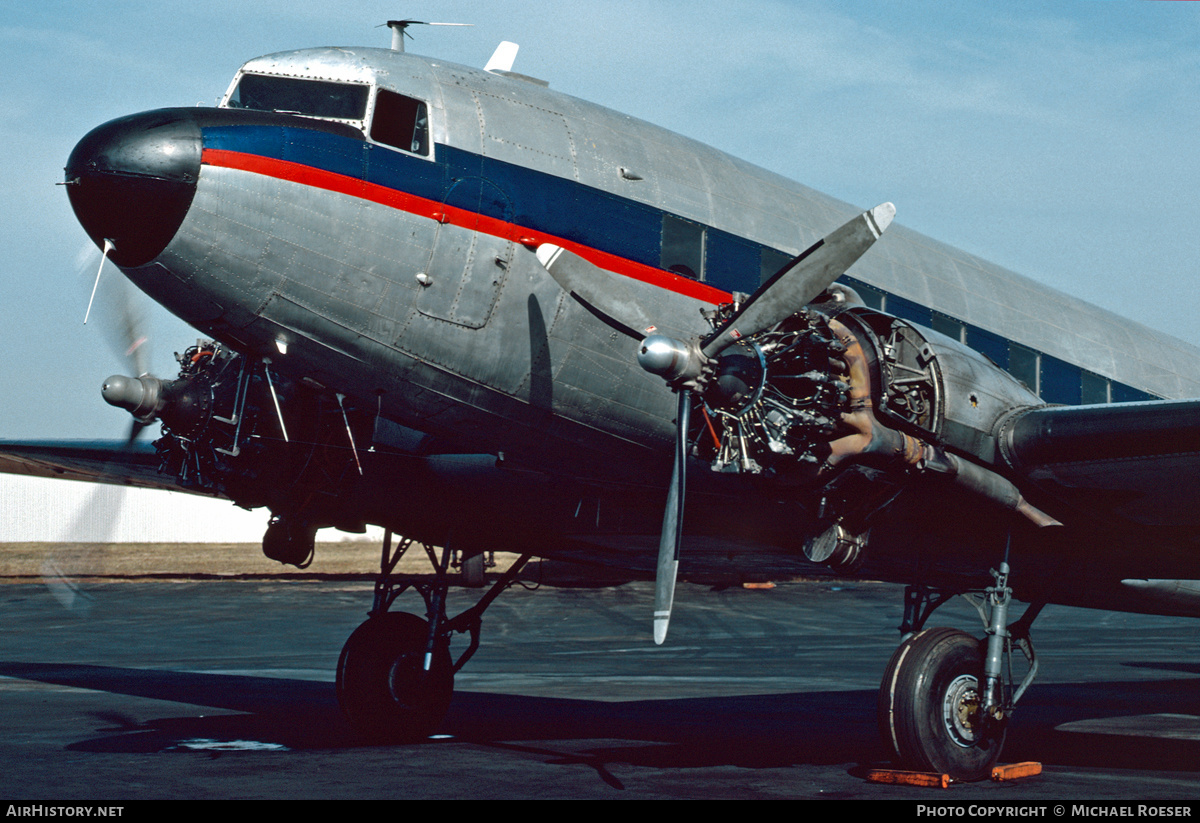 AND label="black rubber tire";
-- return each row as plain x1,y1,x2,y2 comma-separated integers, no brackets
878,627,1006,781
461,552,485,588
336,612,454,742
